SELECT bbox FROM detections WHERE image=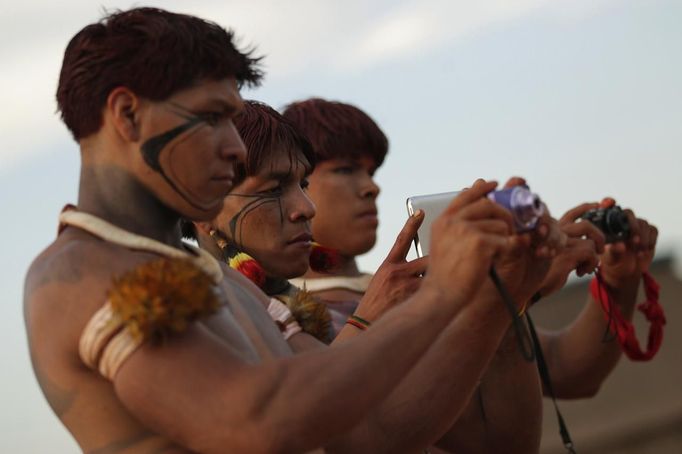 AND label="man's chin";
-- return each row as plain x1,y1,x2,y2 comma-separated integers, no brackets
279,262,310,280
347,236,377,257
173,198,225,222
